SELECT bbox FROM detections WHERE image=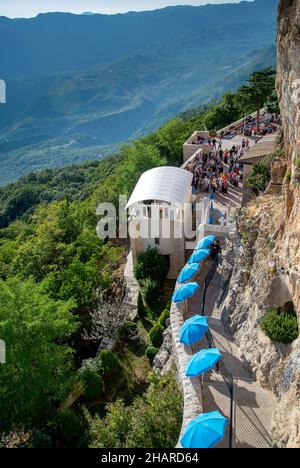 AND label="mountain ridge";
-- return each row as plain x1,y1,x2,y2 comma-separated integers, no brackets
0,0,278,186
